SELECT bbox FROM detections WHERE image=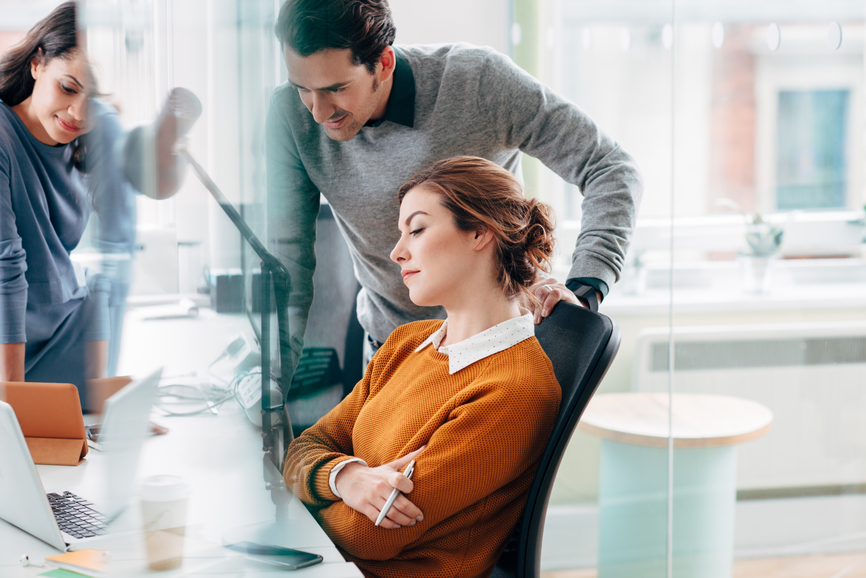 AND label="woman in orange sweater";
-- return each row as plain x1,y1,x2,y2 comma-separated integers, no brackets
283,156,571,578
